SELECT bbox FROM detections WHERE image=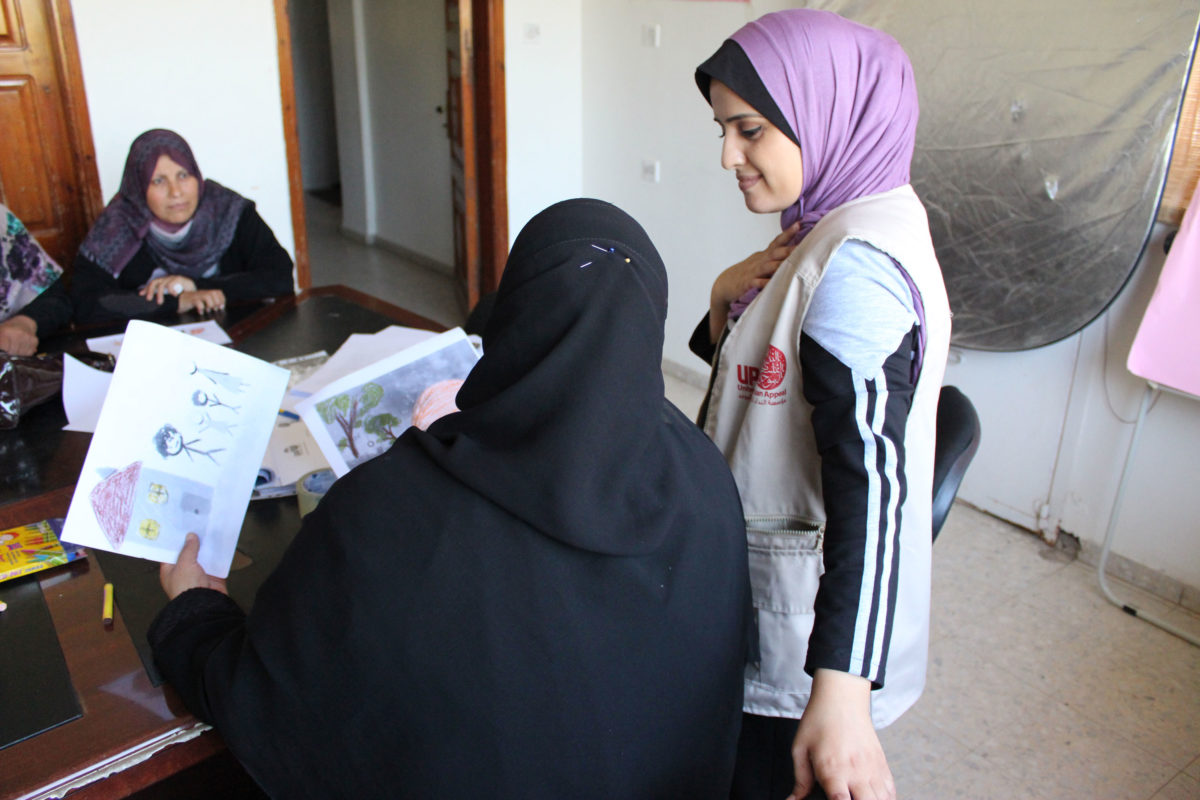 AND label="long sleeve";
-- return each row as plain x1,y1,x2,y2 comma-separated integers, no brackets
18,279,72,337
798,240,920,688
147,588,248,724
71,205,294,325
1,204,69,333
193,206,294,301
689,312,718,365
70,251,176,324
